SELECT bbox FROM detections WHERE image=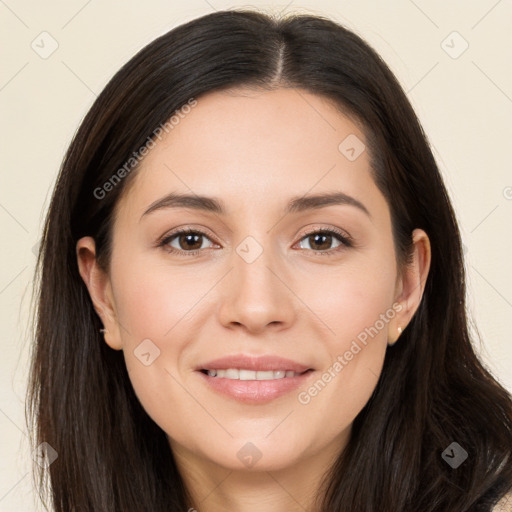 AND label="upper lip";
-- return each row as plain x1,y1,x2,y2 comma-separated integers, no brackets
196,354,313,373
